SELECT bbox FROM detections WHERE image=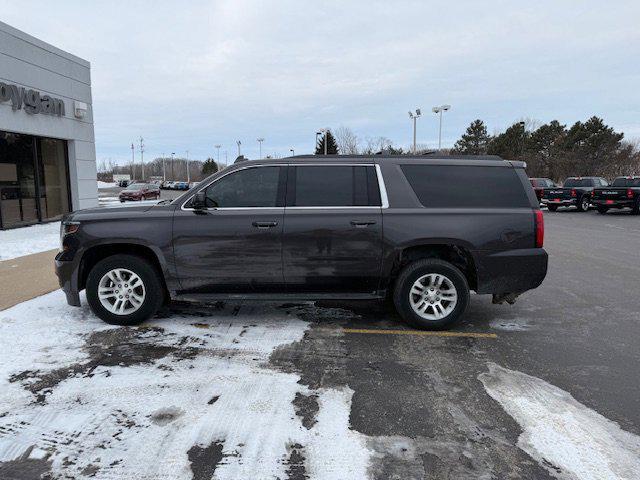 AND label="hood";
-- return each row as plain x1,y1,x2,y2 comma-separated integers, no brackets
64,201,167,222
